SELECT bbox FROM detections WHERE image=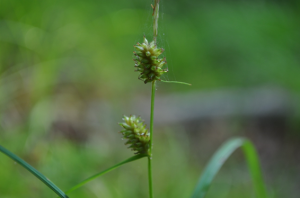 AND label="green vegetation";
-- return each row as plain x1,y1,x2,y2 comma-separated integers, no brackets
0,0,299,197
